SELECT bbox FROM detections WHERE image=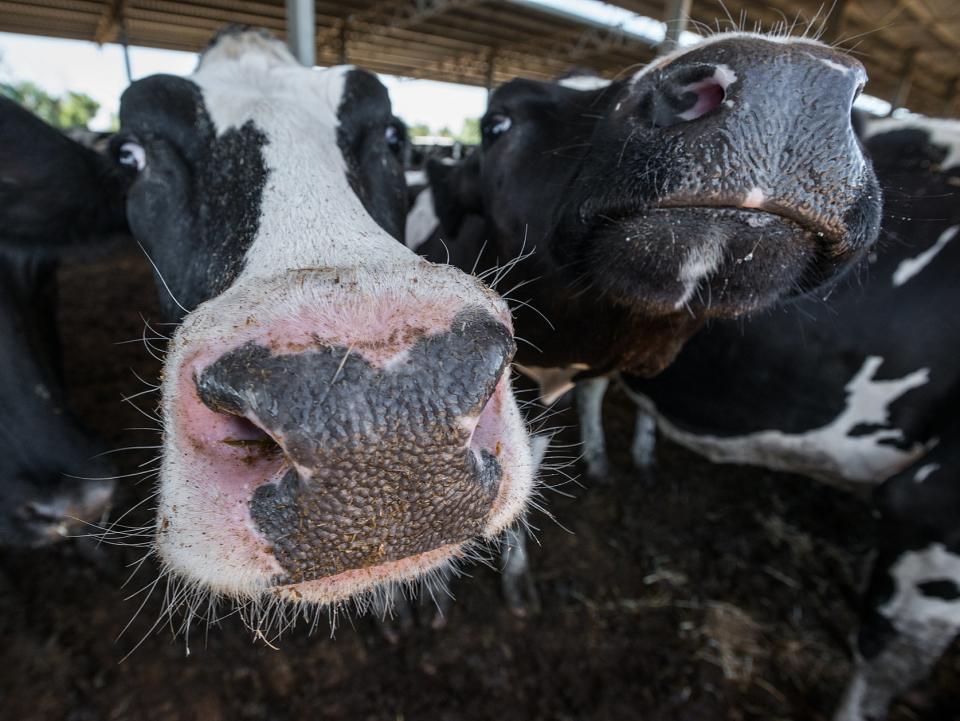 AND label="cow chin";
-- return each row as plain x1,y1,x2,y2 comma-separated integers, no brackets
584,206,819,318
153,264,533,609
